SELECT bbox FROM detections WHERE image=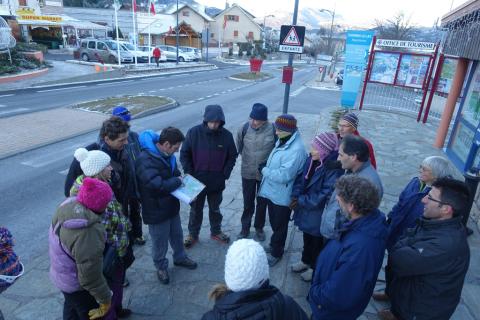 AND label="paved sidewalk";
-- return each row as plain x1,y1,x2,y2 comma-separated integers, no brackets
1,107,479,319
